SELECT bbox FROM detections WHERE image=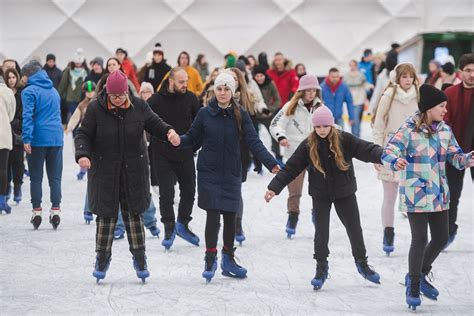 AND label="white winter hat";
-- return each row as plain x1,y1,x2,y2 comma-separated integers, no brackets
214,73,236,95
73,48,85,64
